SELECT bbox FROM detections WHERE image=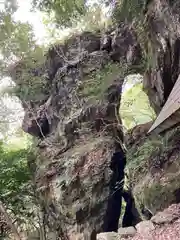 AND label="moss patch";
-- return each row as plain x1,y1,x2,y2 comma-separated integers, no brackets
78,62,125,100
126,126,180,215
126,135,162,185
135,168,180,214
